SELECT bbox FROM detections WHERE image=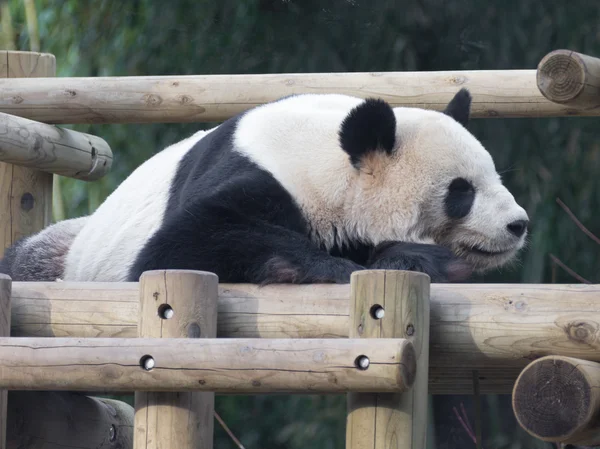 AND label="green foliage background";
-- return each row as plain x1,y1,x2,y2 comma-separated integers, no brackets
3,1,600,448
